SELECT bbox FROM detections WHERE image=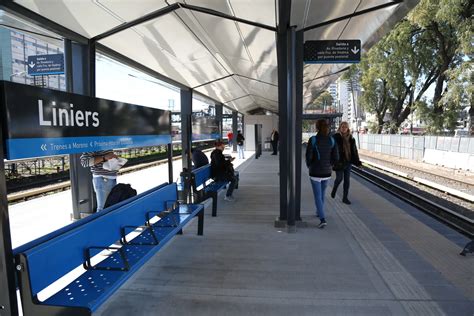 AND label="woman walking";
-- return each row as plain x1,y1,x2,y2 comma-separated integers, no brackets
331,121,362,205
305,119,338,228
